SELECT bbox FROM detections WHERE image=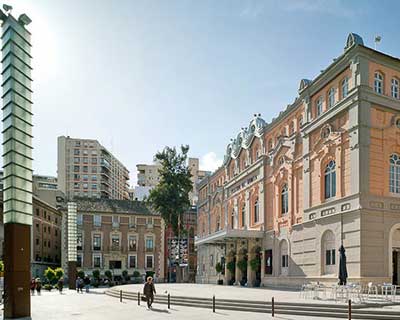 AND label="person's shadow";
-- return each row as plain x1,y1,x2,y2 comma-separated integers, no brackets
150,307,170,314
